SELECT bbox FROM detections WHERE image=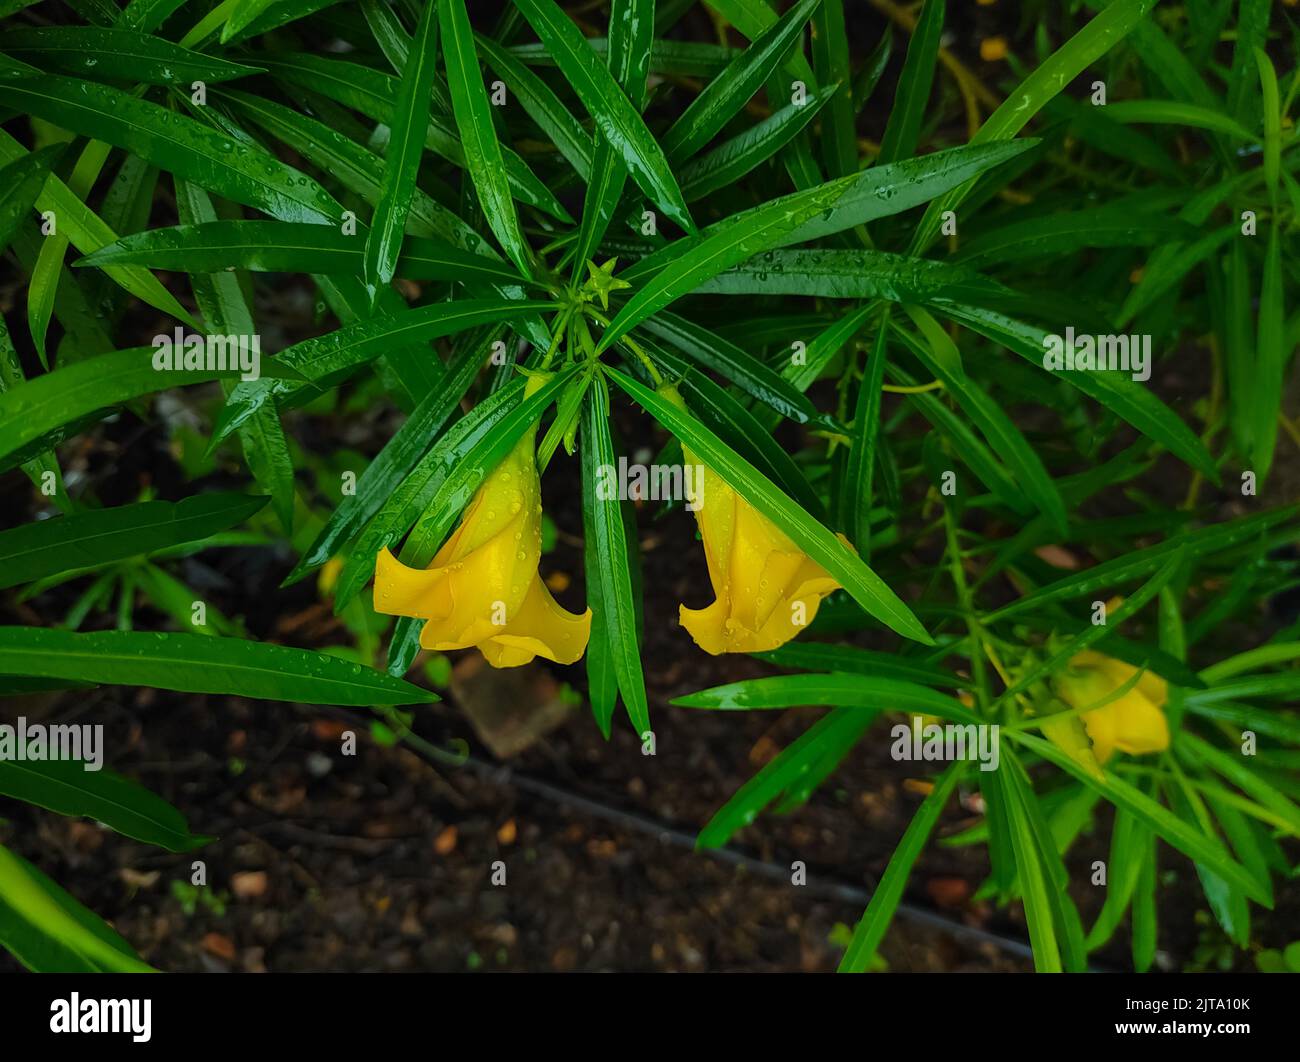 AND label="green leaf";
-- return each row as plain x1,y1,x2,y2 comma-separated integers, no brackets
910,0,1158,252
672,672,978,722
2,26,264,85
843,318,888,552
760,141,1038,246
896,313,1066,533
581,374,649,735
258,53,570,223
220,0,280,42
755,642,968,688
840,761,964,971
0,346,246,467
639,311,825,425
0,131,198,328
810,0,855,177
511,0,694,232
679,84,835,201
569,0,653,277
0,494,267,590
216,89,499,255
693,248,1001,303
0,145,62,254
1100,99,1256,140
211,298,553,445
365,0,440,303
986,505,1298,622
440,0,533,277
1251,224,1284,480
477,31,593,179
876,0,943,165
932,301,1218,482
0,628,436,707
701,707,875,851
662,0,820,163
0,75,343,224
598,176,859,352
610,367,931,644
0,759,208,852
1013,732,1270,904
0,845,153,972
78,220,530,290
